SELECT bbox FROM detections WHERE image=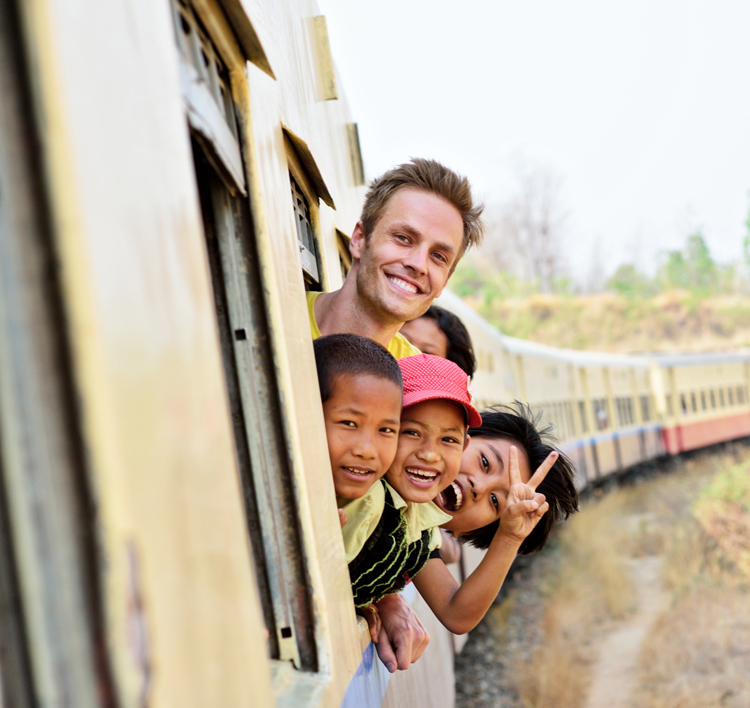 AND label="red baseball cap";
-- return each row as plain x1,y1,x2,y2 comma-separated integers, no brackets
398,354,482,428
